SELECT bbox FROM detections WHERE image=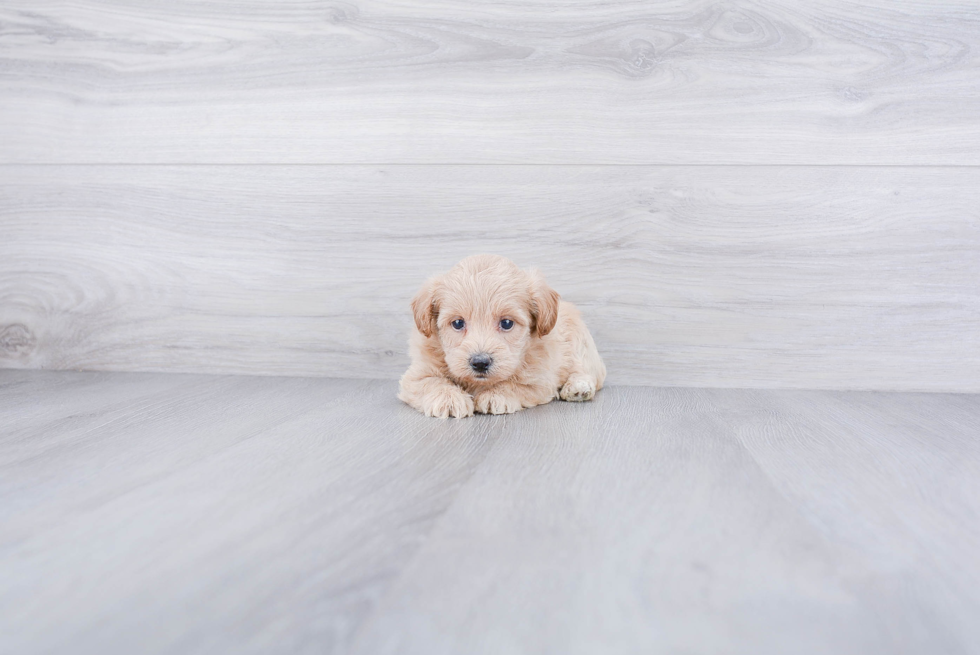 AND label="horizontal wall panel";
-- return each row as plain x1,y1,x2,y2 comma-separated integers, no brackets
1,1,979,164
1,165,978,391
